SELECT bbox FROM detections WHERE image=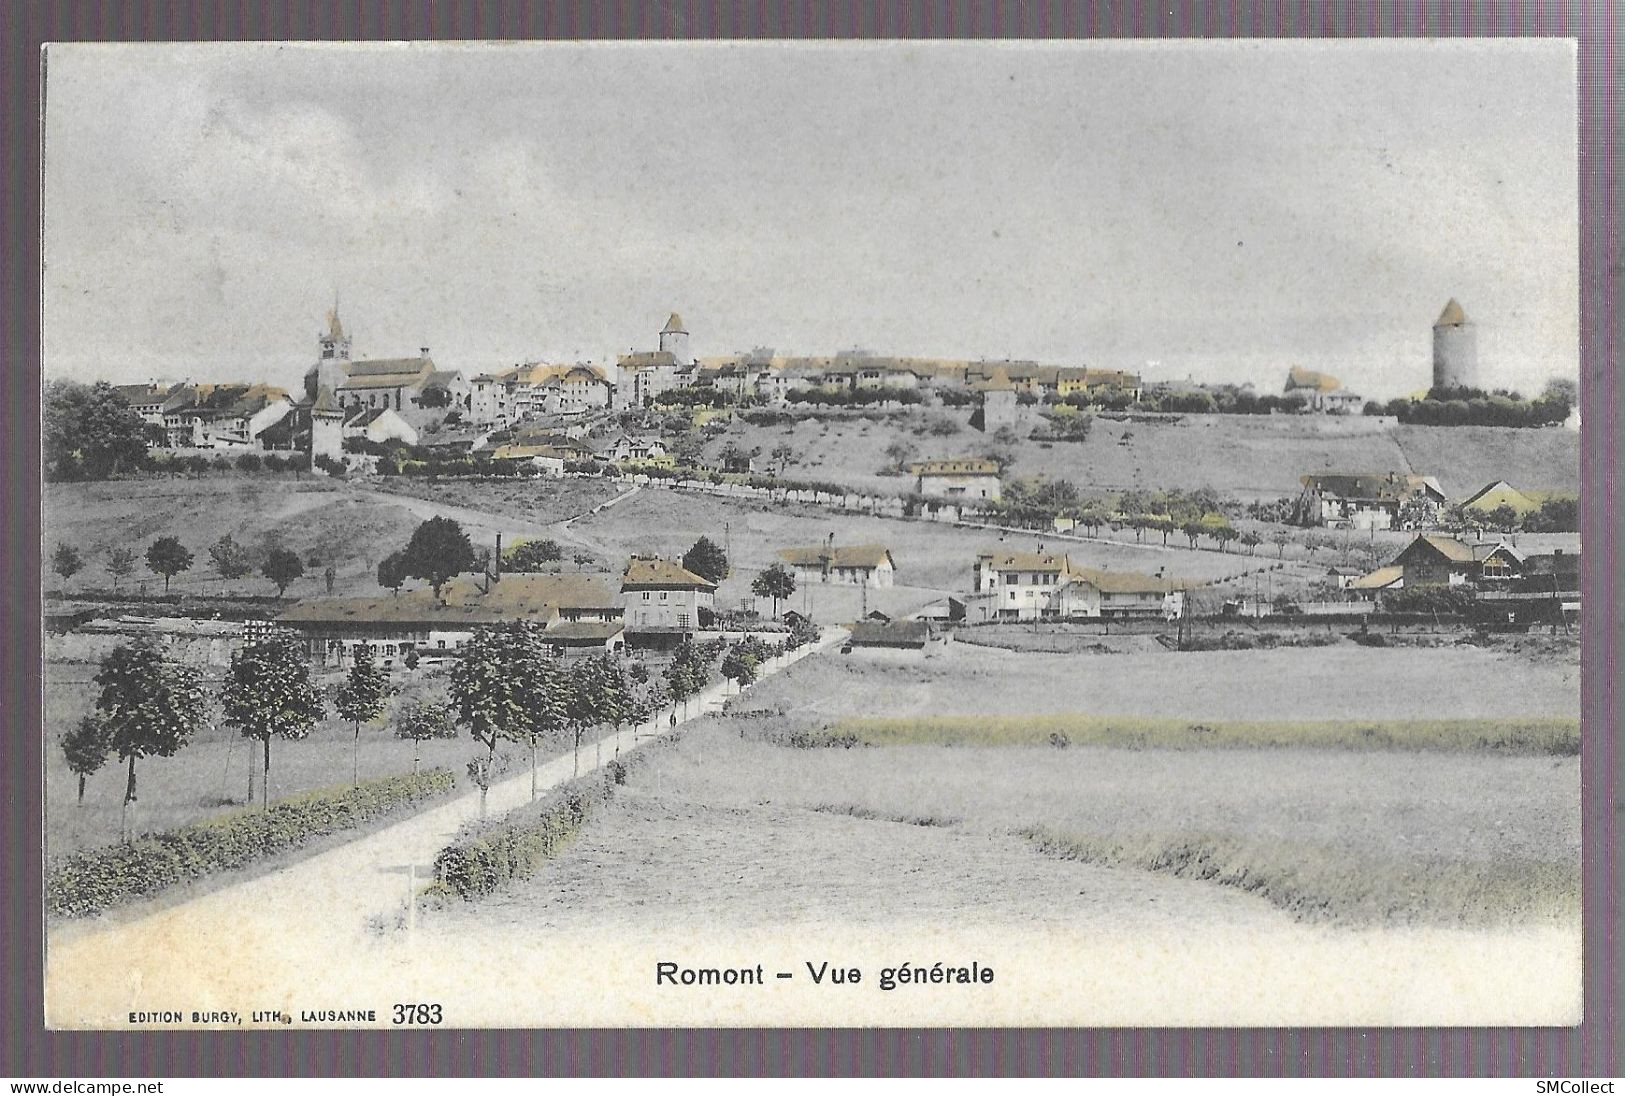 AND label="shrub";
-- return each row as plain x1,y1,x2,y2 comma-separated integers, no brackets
46,769,457,918
234,452,263,473
431,767,627,901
